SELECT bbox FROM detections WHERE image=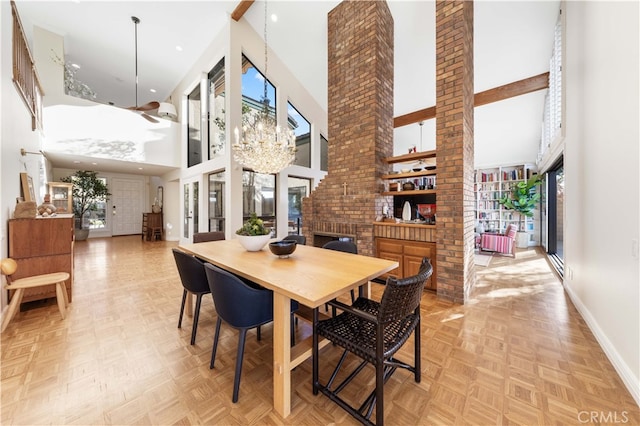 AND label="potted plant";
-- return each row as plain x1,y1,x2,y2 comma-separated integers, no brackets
235,212,272,251
498,174,542,248
61,170,110,241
